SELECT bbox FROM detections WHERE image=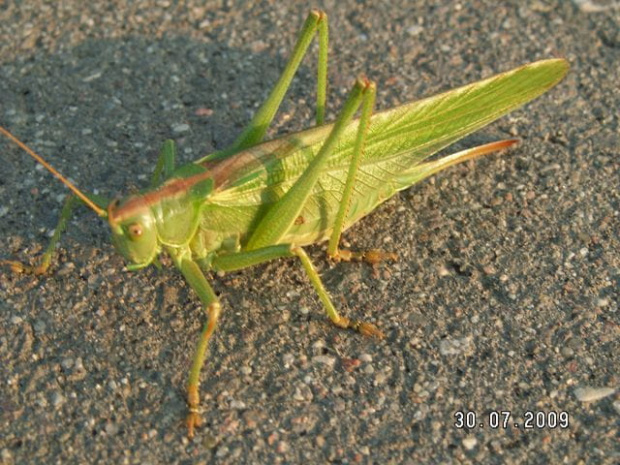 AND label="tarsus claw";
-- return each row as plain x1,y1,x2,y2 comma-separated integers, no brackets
187,409,203,439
